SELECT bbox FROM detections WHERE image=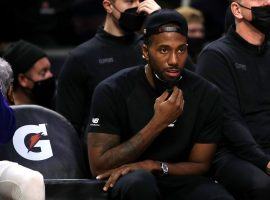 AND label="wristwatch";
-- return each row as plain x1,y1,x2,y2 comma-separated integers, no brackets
161,162,169,176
